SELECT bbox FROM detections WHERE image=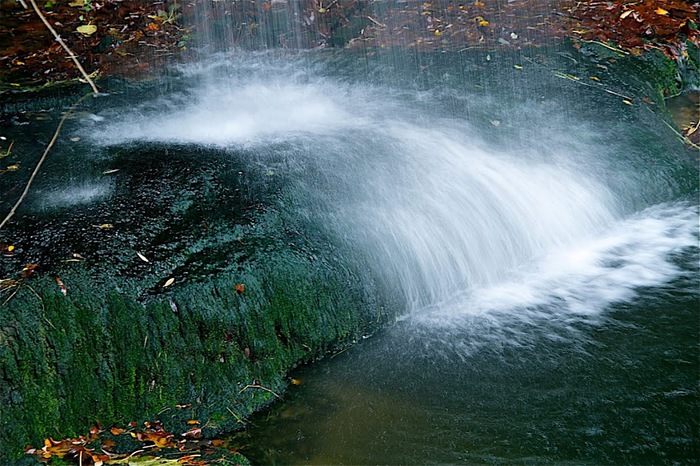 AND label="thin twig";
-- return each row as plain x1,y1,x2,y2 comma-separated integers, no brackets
0,141,14,158
658,116,700,150
1,286,20,307
0,93,92,231
1,278,53,327
238,384,281,399
226,406,244,424
330,346,348,358
366,16,387,28
26,0,100,95
579,39,630,55
552,71,634,100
